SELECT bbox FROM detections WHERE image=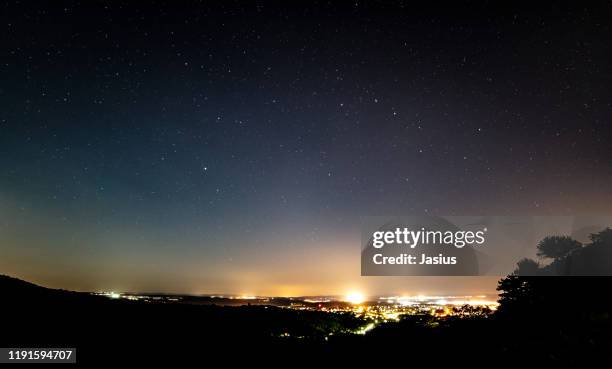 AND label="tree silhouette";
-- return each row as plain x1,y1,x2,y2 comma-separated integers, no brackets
514,258,540,275
496,275,537,314
536,235,581,259
589,227,612,245
451,304,492,318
